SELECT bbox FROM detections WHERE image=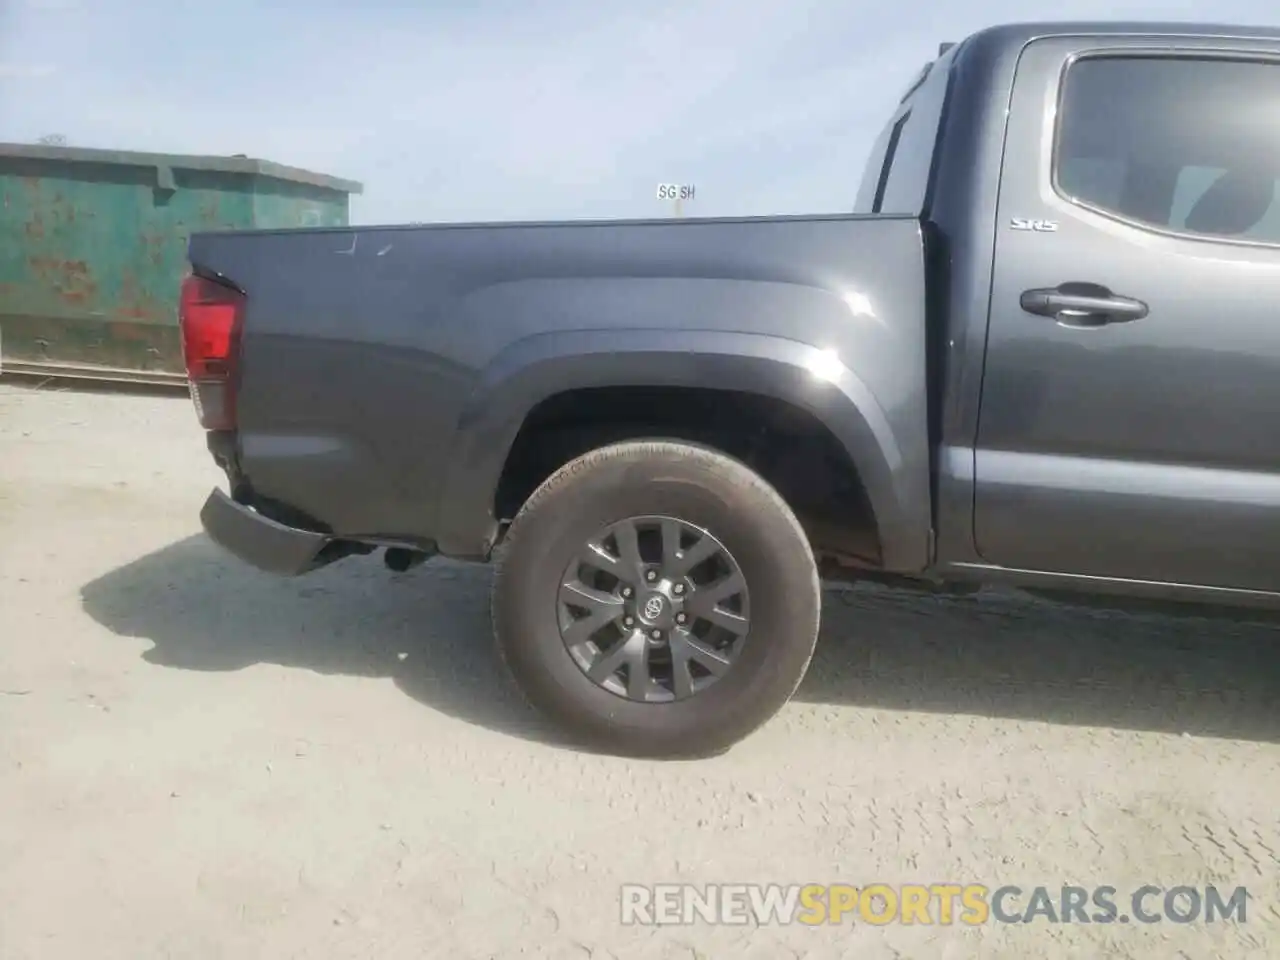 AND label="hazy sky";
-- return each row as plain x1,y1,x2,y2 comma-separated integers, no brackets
3,0,1278,224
